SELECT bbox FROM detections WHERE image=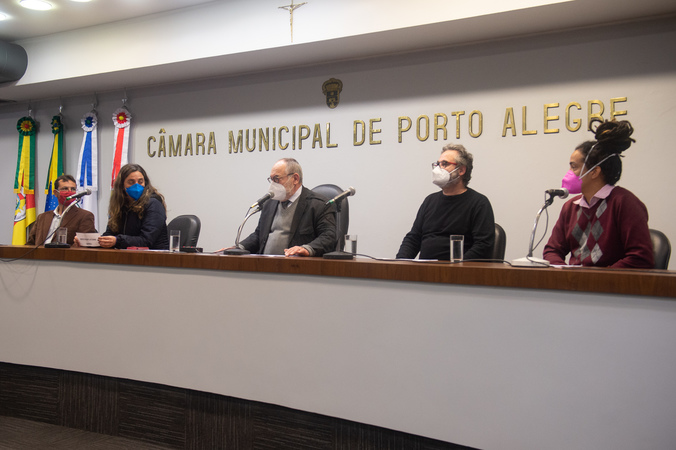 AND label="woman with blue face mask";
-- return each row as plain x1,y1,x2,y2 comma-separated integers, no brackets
543,119,654,268
99,163,169,249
